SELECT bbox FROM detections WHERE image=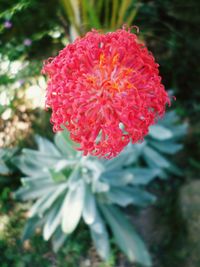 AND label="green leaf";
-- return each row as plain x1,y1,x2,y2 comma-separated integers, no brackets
33,184,68,216
35,135,61,156
22,216,41,241
29,192,53,218
110,0,119,28
0,161,10,175
61,180,85,234
12,155,45,176
126,4,139,26
83,184,96,225
104,143,144,170
101,170,133,186
159,111,179,126
50,169,66,183
60,0,81,36
89,209,110,261
129,168,160,185
168,124,188,139
43,200,63,241
22,149,63,167
54,130,78,158
82,0,101,28
149,140,183,154
21,175,52,187
117,0,132,27
28,184,67,217
106,186,156,207
54,159,78,172
92,180,110,193
149,125,173,140
14,183,55,201
167,163,183,176
52,227,68,253
100,204,152,266
143,147,171,169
